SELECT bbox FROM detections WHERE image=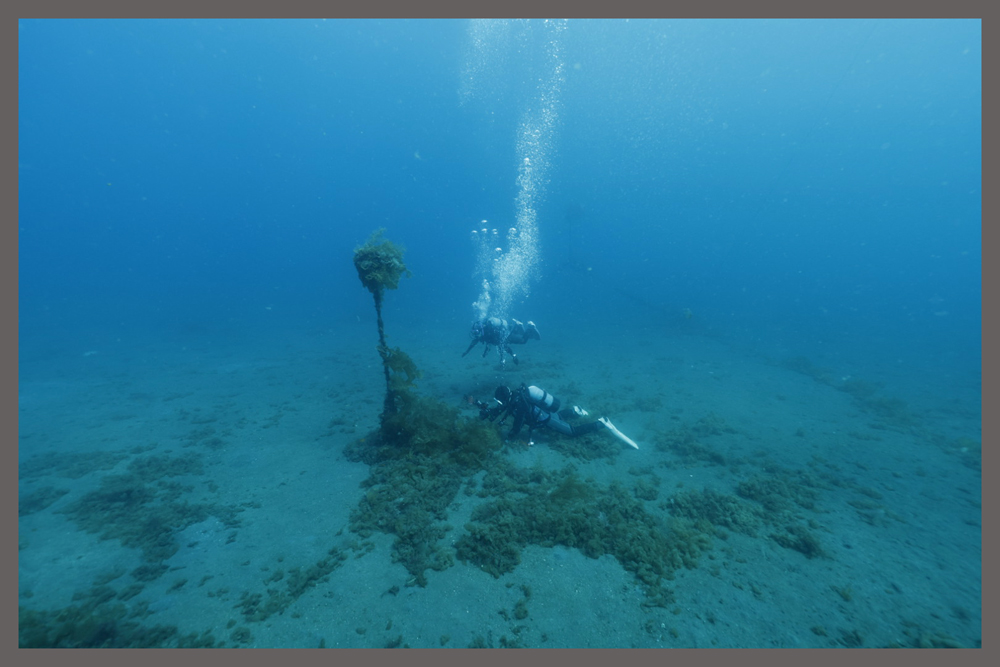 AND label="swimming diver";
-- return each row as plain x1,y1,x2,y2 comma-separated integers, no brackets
462,317,541,367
